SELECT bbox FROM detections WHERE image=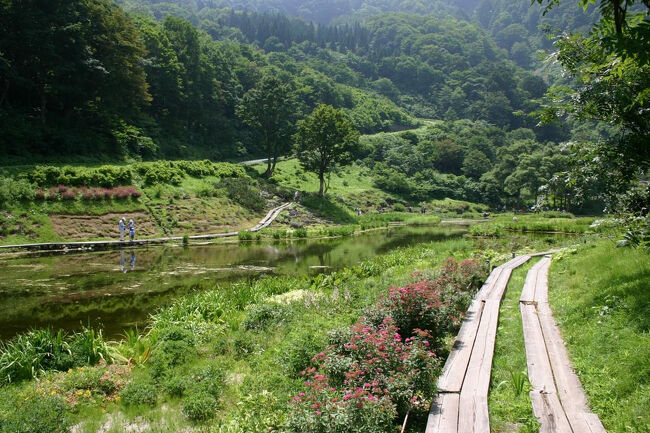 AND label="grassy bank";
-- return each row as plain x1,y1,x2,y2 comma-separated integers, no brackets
549,242,649,432
468,213,601,236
